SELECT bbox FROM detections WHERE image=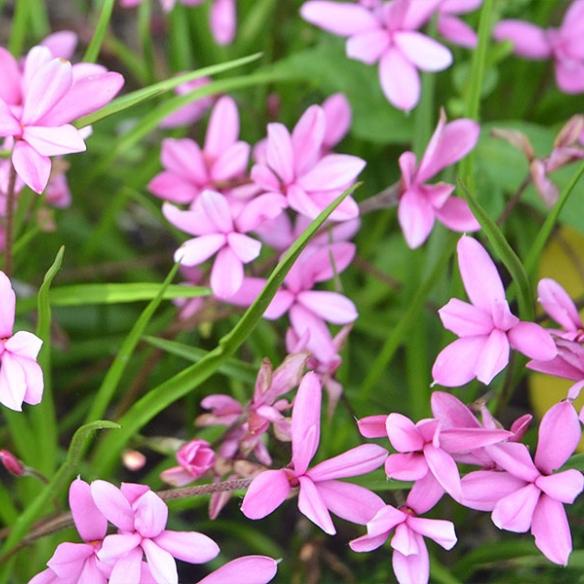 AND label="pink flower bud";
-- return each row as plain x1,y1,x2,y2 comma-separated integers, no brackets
176,439,216,479
0,450,24,476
